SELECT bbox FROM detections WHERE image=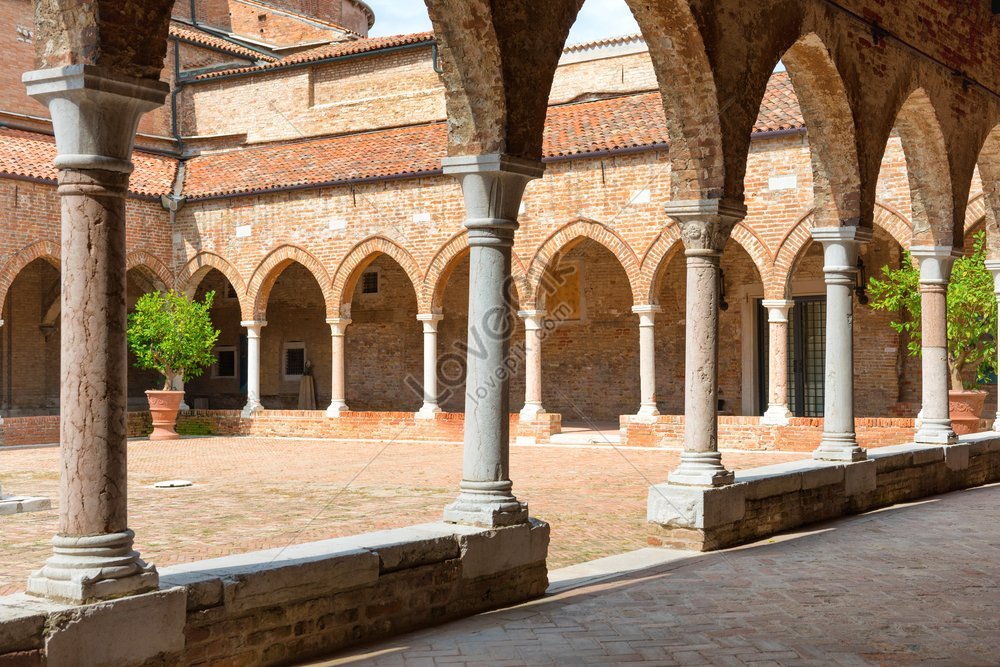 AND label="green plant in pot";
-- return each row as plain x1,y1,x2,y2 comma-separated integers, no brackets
128,290,220,440
868,230,997,434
